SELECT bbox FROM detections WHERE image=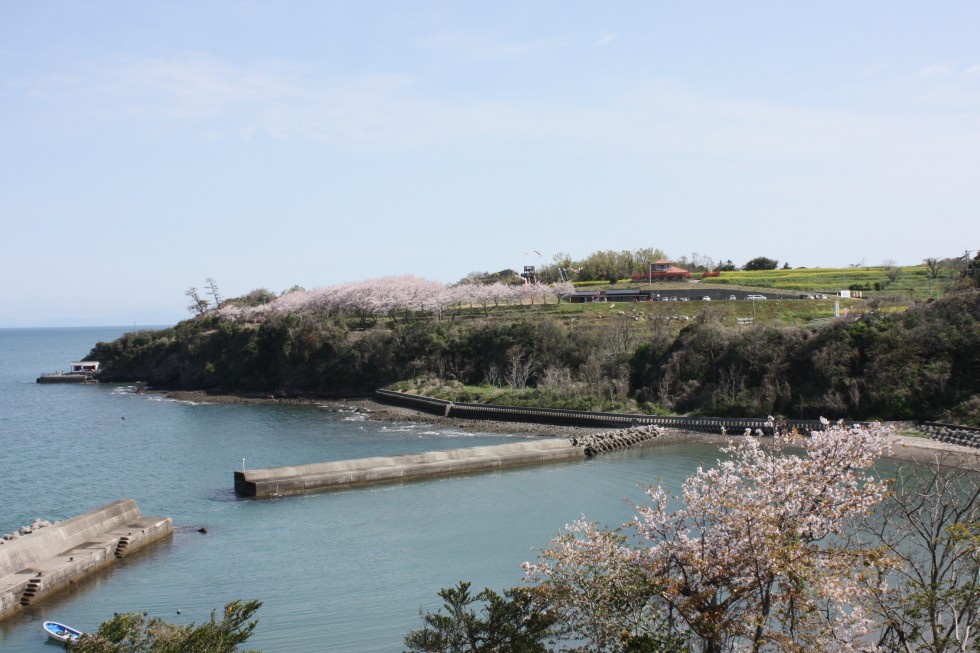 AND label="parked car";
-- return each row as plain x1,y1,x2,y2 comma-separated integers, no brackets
815,293,828,300
798,294,816,300
746,294,767,300
728,295,737,300
701,296,711,301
